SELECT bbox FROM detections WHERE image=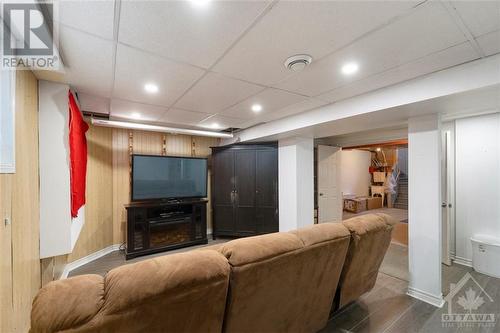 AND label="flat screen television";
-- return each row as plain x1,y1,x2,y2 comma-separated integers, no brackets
131,155,208,201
